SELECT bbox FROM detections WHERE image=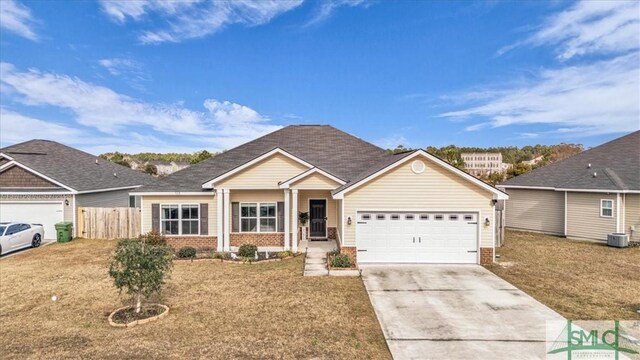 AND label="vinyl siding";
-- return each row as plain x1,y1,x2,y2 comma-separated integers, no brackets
566,192,616,241
215,153,309,189
141,195,215,235
297,190,337,227
76,189,132,208
503,188,565,235
624,194,640,241
342,154,495,248
290,173,341,190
